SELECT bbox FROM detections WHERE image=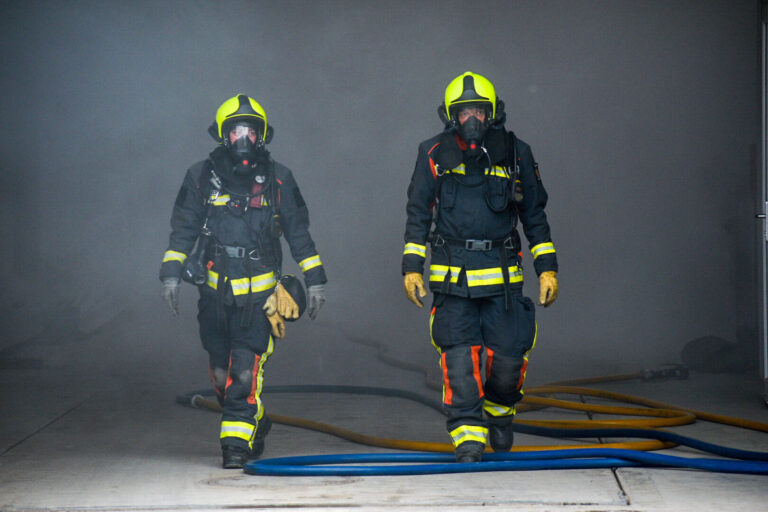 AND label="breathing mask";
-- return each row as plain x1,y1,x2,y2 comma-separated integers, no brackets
225,122,266,176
